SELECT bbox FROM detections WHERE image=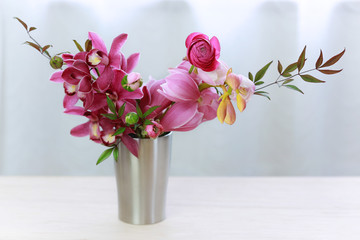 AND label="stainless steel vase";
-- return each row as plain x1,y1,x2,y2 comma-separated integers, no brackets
114,132,172,225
